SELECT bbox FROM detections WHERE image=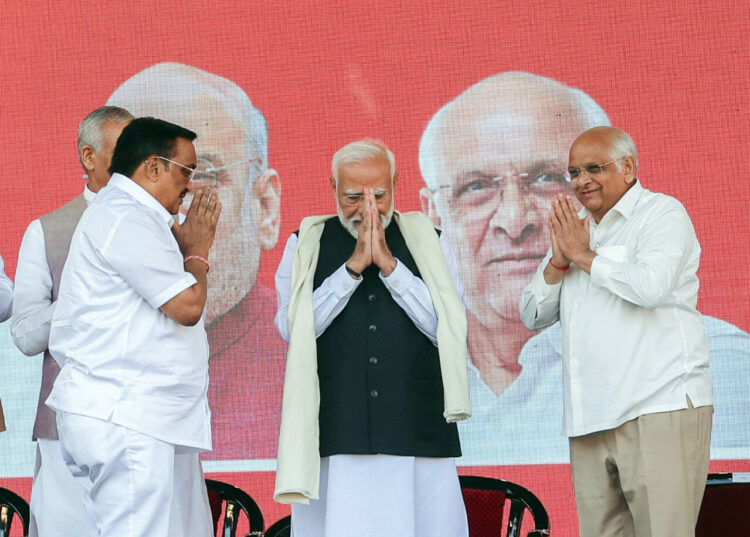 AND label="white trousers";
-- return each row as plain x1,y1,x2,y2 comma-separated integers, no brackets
30,439,97,537
56,411,213,537
291,454,468,537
